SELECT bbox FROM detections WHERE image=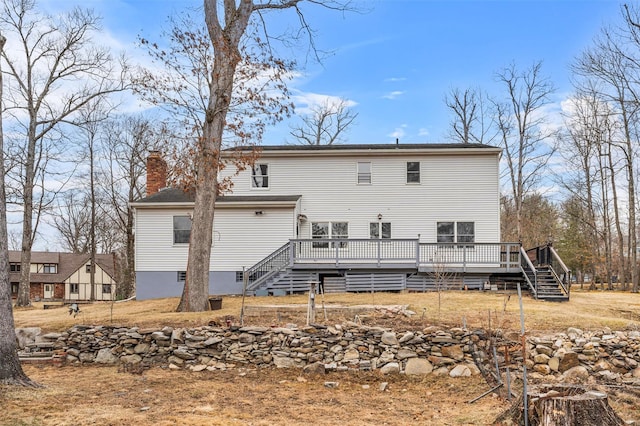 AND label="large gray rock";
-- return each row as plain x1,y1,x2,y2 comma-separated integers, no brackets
15,327,41,349
381,332,398,346
274,356,296,368
380,362,400,375
449,365,471,378
562,365,590,383
404,358,433,375
95,348,118,364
